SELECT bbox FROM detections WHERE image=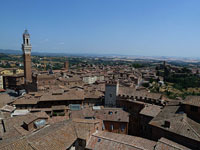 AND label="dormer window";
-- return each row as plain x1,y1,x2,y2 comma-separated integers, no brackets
34,119,46,128
108,111,113,115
